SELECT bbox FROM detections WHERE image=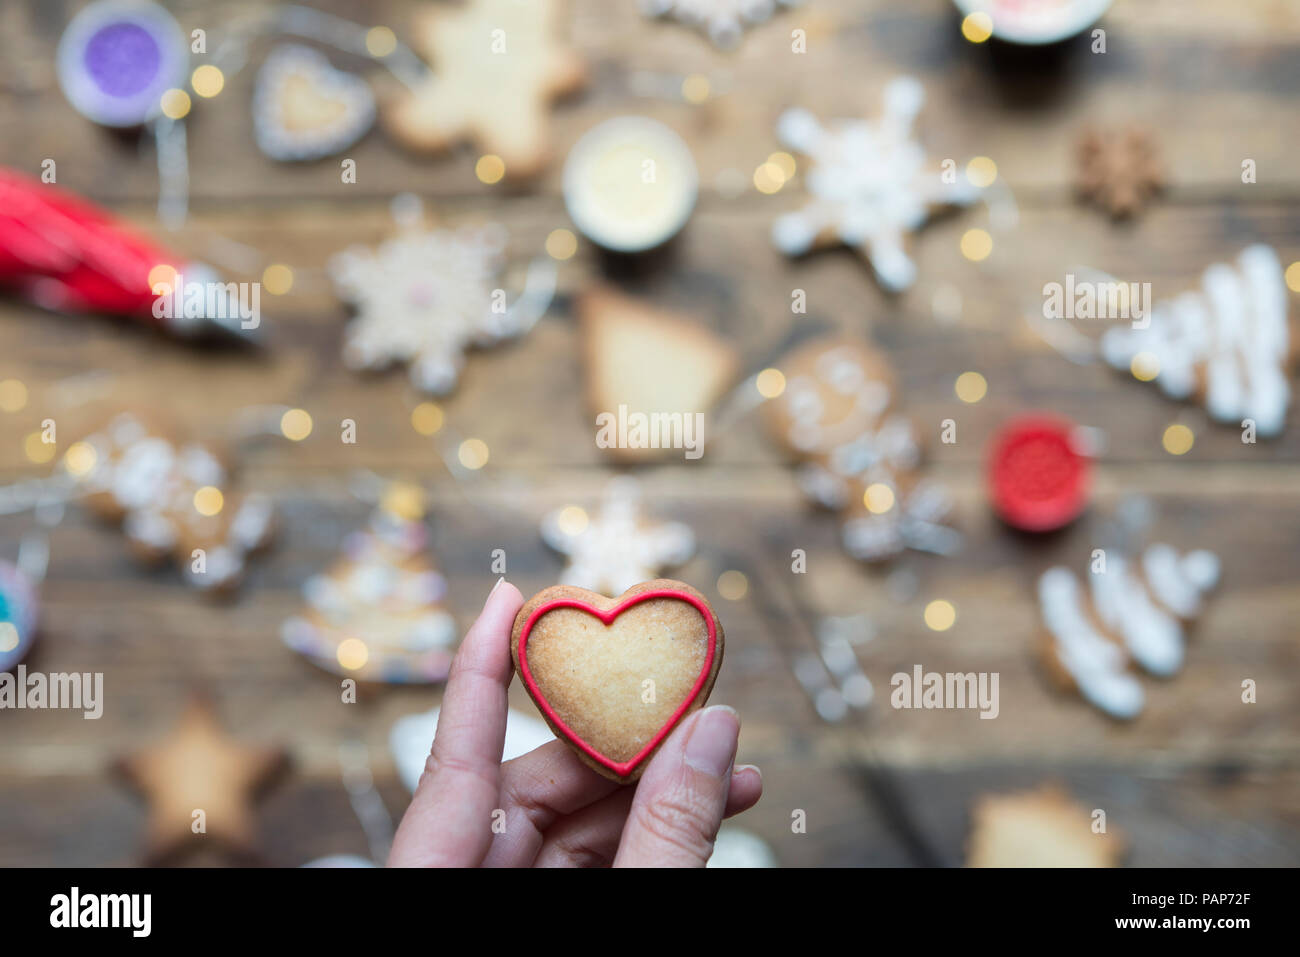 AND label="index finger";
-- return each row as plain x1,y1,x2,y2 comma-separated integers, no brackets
389,578,524,866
